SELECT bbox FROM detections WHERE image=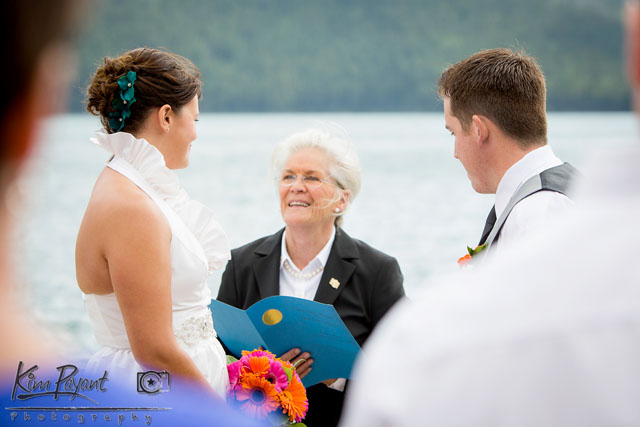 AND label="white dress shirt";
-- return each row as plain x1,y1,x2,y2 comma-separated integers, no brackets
279,227,335,300
492,145,574,256
340,146,640,426
279,227,346,392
